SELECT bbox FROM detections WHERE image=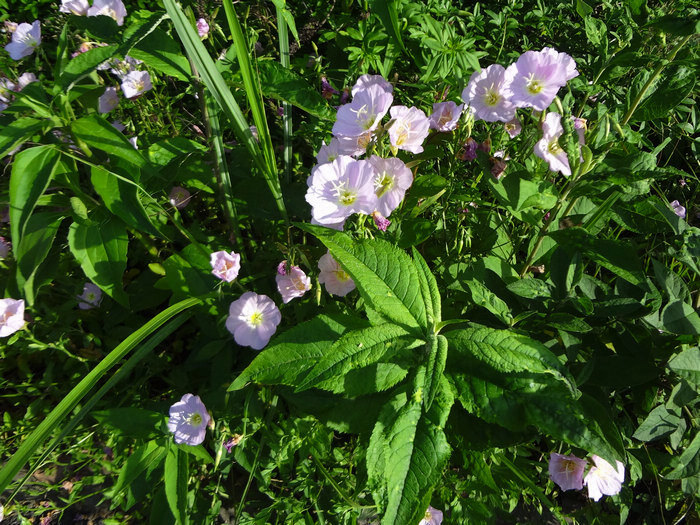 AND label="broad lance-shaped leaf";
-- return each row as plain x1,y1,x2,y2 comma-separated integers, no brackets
164,446,189,525
71,115,149,169
422,335,447,411
111,439,167,498
296,323,414,392
667,347,700,387
228,314,366,391
411,247,441,326
300,225,427,332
